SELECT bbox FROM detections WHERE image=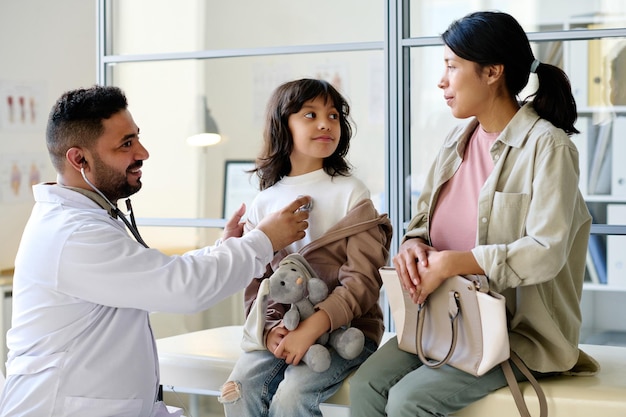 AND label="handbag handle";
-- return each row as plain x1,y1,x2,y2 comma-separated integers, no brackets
502,352,548,417
415,289,461,368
